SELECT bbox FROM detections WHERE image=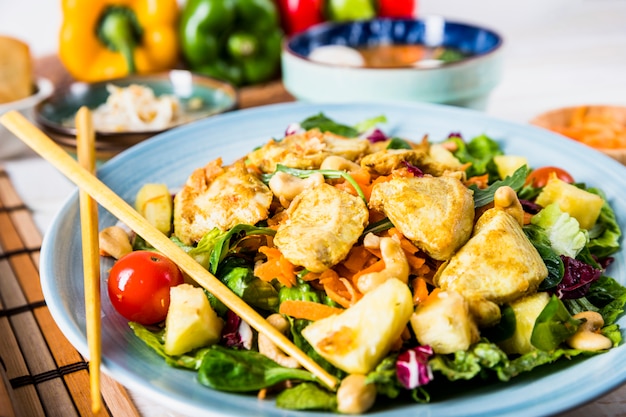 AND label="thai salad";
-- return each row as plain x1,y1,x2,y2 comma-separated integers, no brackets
99,113,626,414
